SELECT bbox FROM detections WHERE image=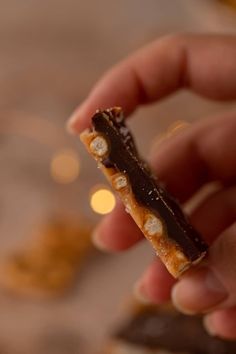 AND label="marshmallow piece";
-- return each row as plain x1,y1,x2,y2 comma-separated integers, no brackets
90,136,108,157
144,214,163,236
113,175,128,190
